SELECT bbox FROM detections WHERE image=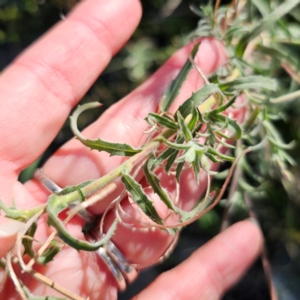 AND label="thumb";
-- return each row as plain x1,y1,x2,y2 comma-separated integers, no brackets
0,216,24,258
